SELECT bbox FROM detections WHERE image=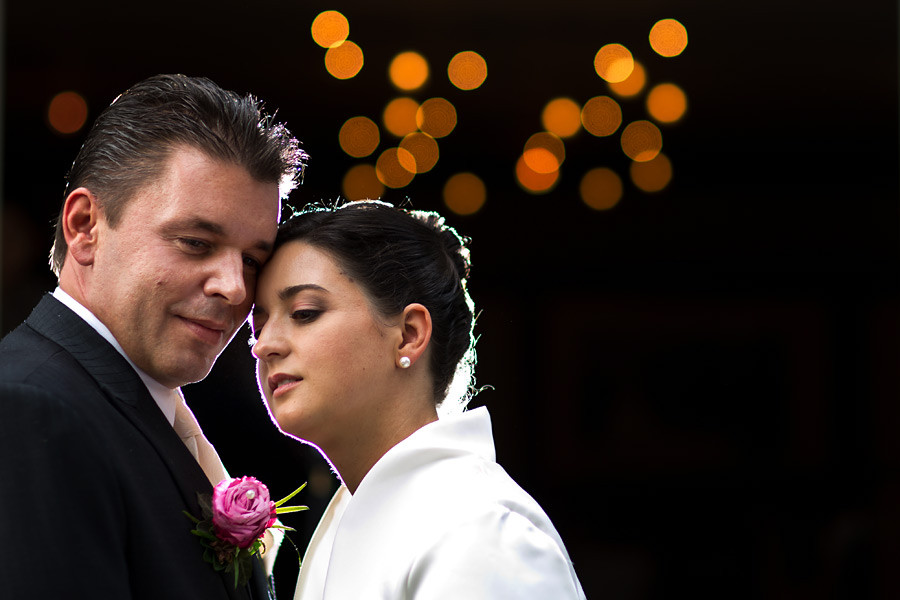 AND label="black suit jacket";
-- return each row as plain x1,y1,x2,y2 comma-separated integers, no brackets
0,294,271,600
